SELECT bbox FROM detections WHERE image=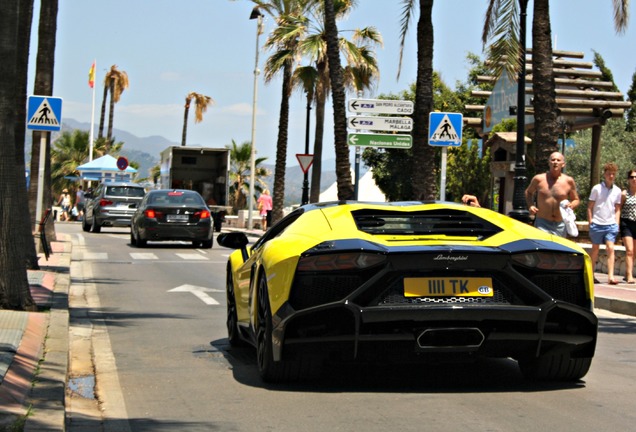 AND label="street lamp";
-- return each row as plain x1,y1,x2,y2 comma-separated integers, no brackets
247,6,263,230
509,0,530,223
